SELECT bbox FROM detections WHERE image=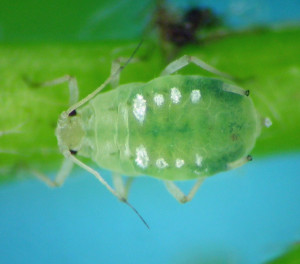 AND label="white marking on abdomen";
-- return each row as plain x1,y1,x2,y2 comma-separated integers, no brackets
171,87,181,104
194,170,201,175
133,94,146,123
154,93,164,106
135,145,149,169
191,90,201,103
175,159,184,168
156,158,168,169
195,154,203,167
